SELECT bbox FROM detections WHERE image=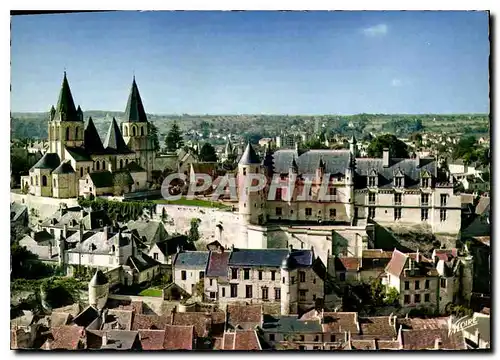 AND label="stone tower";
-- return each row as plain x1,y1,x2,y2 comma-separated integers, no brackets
48,72,85,160
121,77,156,182
460,254,474,305
345,152,356,223
280,250,298,315
88,270,110,310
